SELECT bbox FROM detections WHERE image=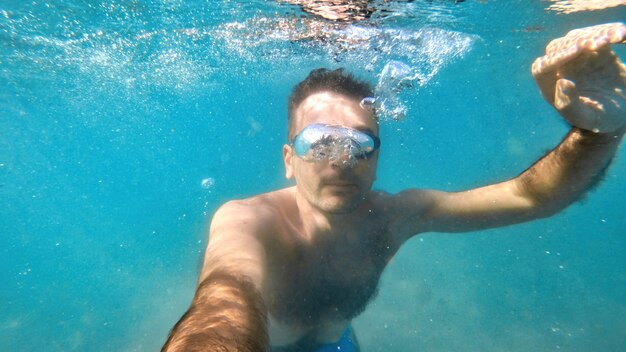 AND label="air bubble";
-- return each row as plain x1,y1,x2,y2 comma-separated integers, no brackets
374,60,421,121
201,177,215,190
